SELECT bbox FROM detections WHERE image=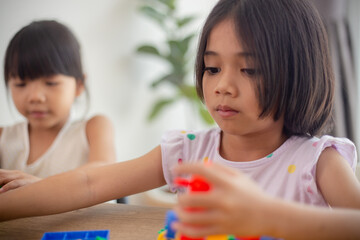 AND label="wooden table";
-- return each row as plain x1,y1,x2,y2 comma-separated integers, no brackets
0,203,169,240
